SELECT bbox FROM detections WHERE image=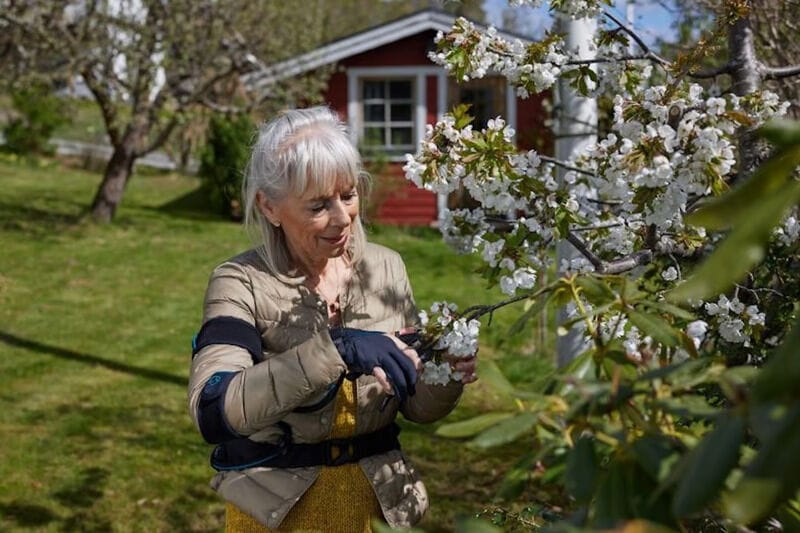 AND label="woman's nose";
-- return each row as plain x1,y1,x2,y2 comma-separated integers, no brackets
330,199,351,226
